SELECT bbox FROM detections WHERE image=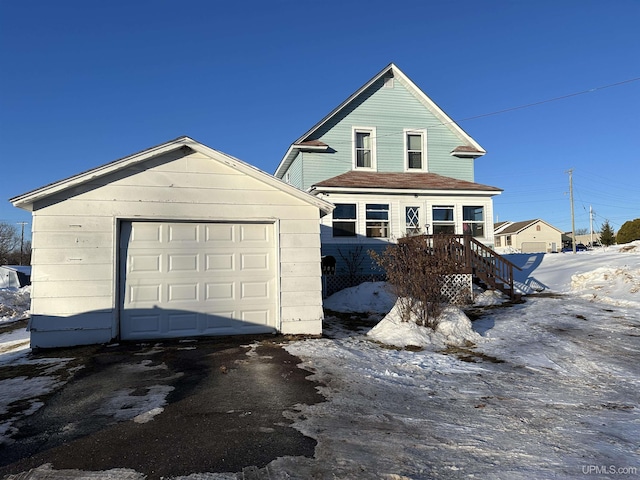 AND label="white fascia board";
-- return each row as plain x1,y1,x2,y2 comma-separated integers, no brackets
392,67,486,155
274,143,329,179
11,138,191,209
274,145,298,179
